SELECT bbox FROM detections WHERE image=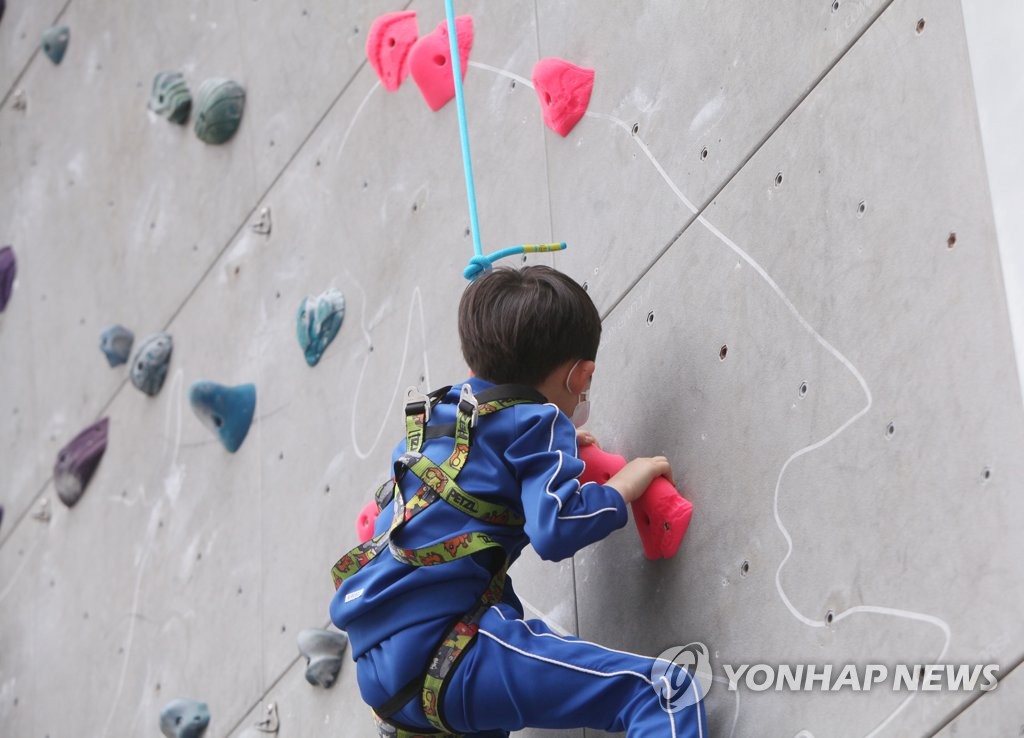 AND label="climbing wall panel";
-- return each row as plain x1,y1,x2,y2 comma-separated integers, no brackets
0,0,1019,736
0,0,399,531
573,0,1024,736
